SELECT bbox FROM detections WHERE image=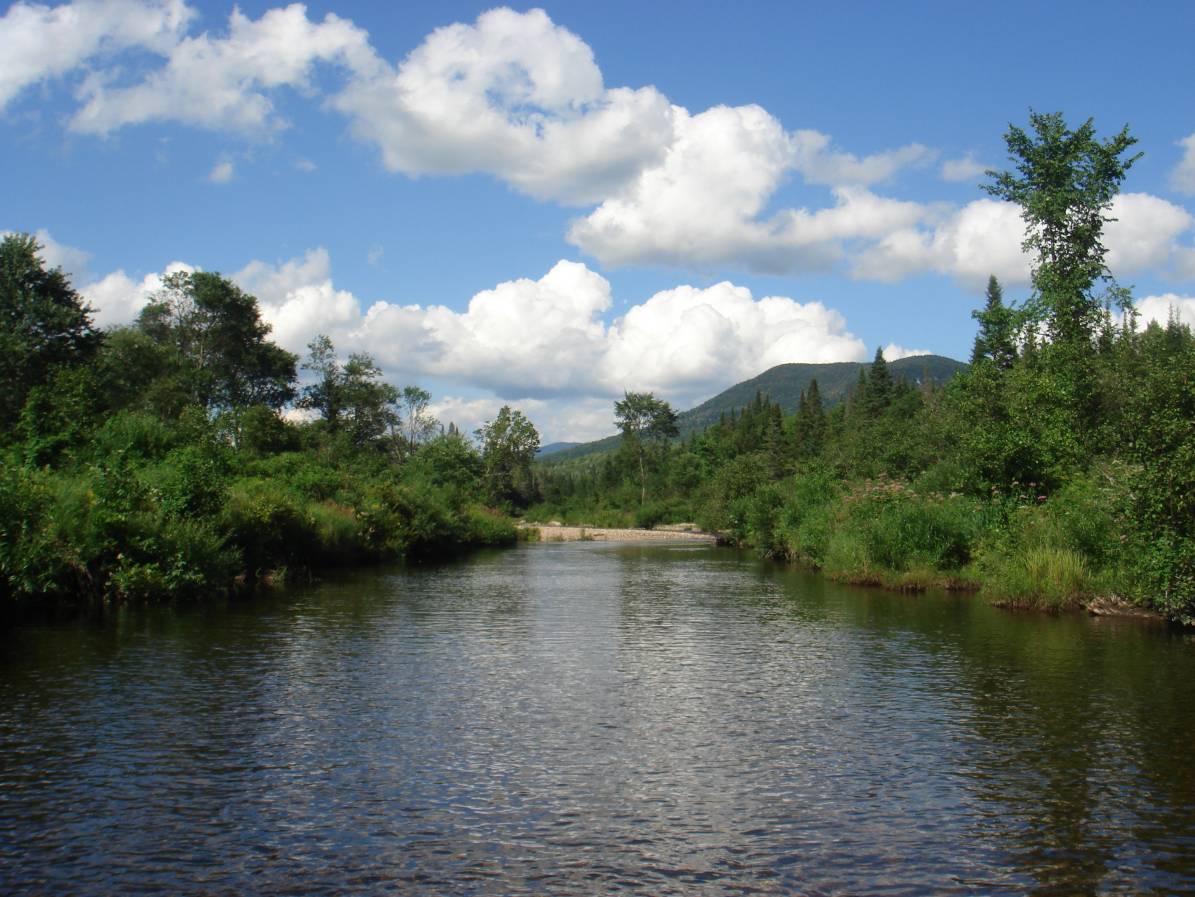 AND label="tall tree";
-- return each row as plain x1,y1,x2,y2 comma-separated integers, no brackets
0,233,100,428
477,405,540,509
401,385,439,451
297,335,398,449
137,271,296,415
985,111,1140,346
867,347,893,415
614,391,679,505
